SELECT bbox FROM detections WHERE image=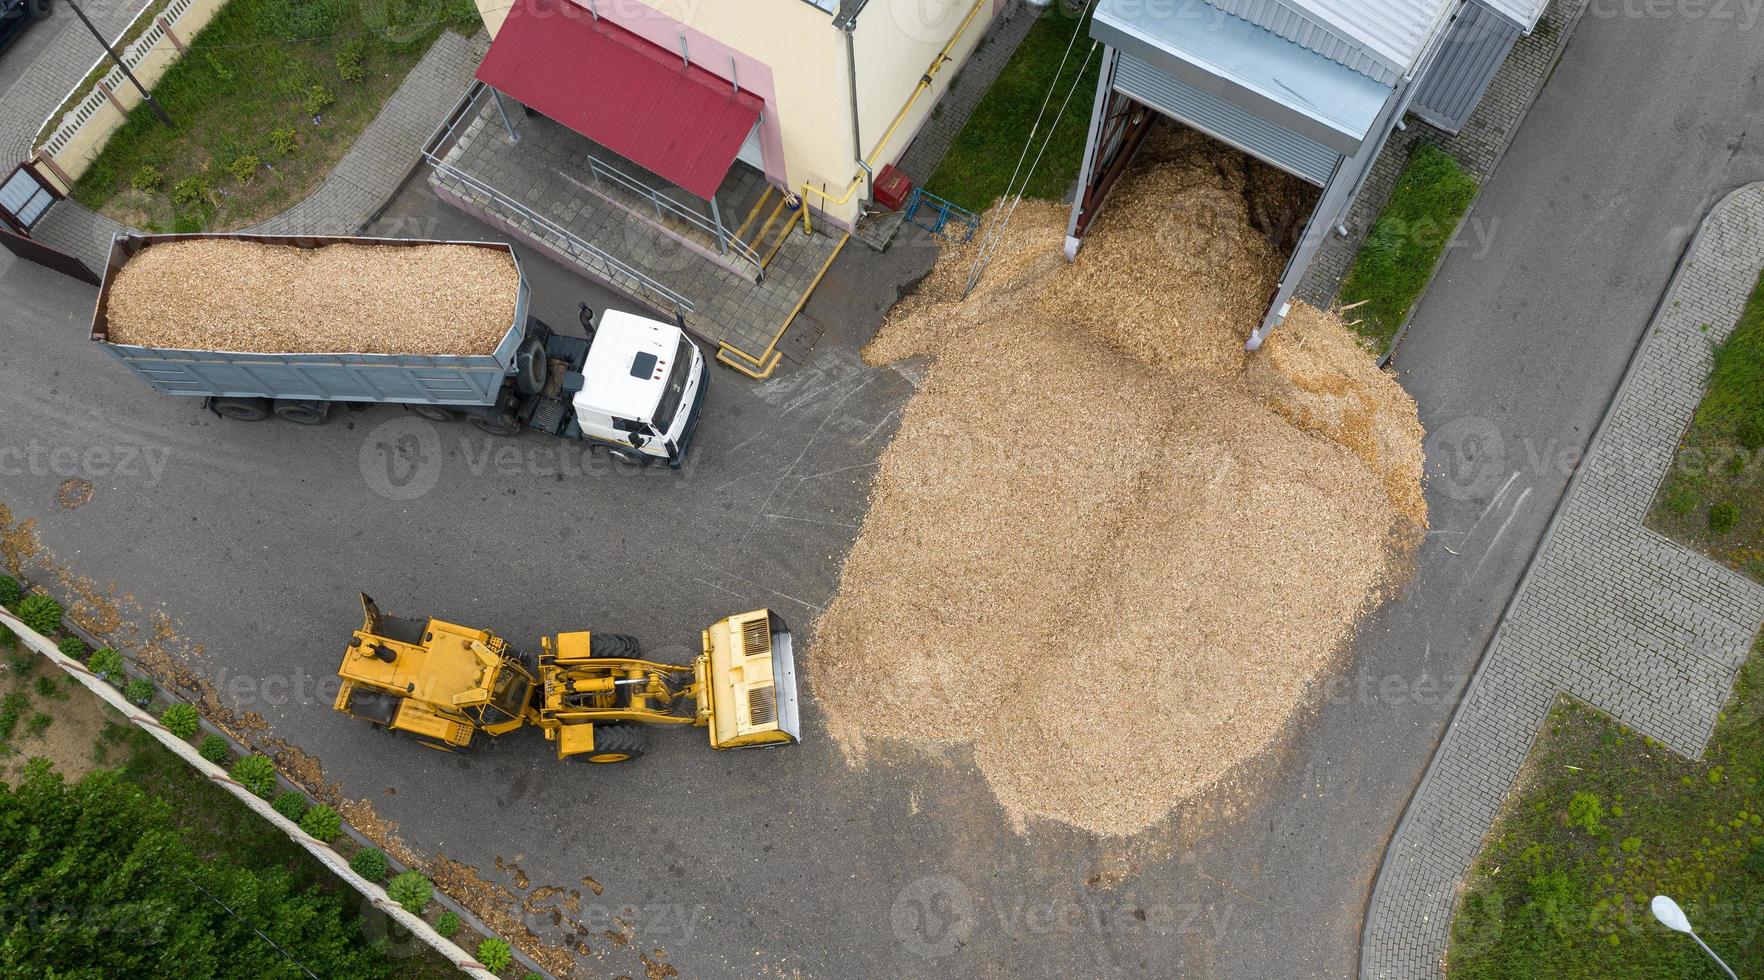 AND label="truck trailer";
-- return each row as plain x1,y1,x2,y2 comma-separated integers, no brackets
90,233,707,468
